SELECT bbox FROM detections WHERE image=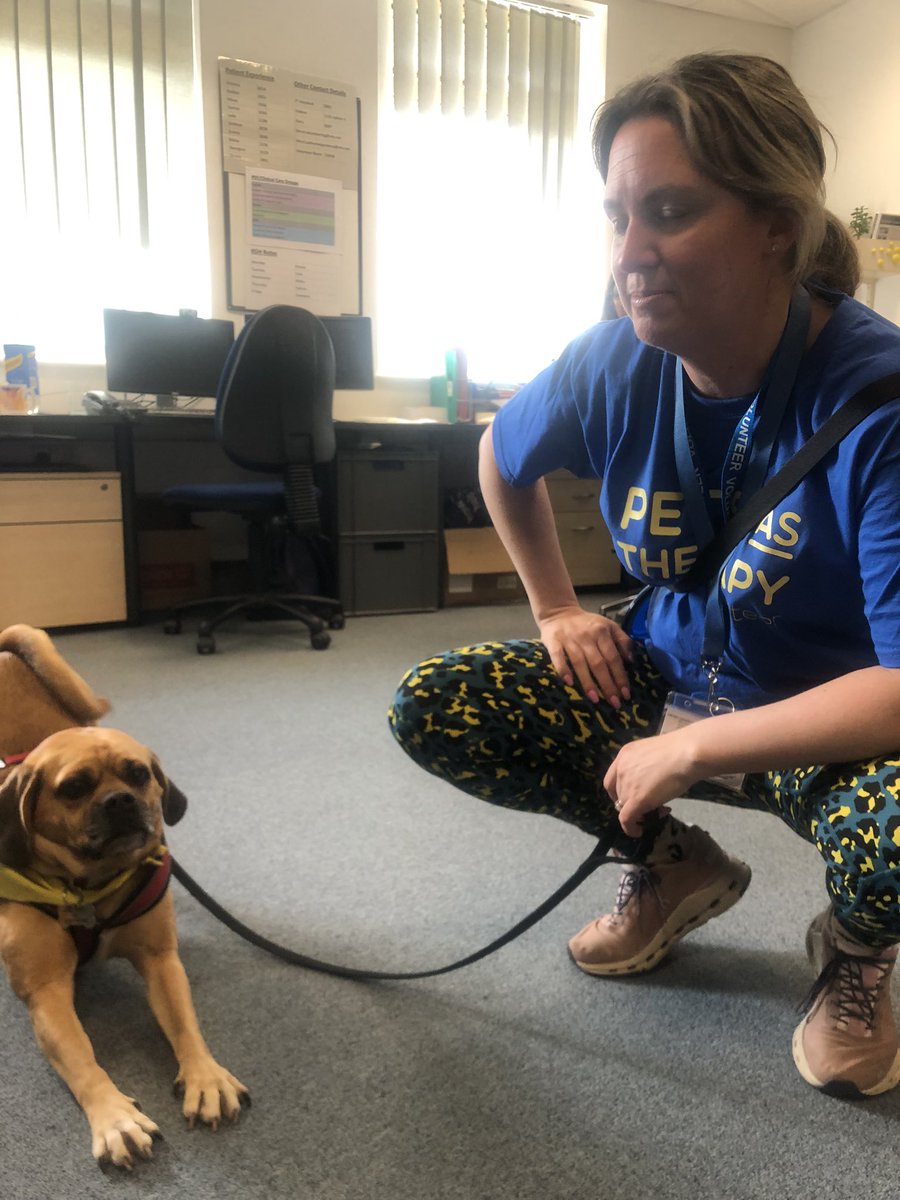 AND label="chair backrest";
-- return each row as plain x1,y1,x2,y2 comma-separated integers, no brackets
215,304,336,473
